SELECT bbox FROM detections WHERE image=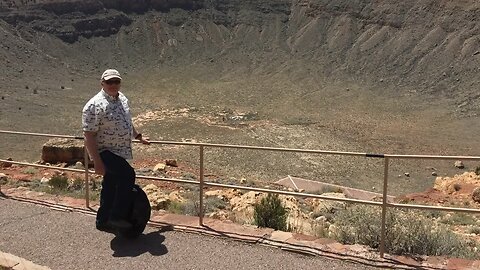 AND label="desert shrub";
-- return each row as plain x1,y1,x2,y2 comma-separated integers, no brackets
22,167,37,175
167,201,185,214
468,226,480,235
310,220,329,238
48,175,69,190
166,195,226,217
333,205,478,258
472,187,480,203
69,177,84,191
441,212,477,226
475,166,480,175
204,197,227,212
312,186,344,195
253,193,288,231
